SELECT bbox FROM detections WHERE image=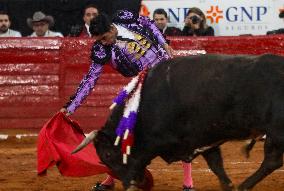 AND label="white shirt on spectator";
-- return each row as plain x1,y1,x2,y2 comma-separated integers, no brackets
0,29,22,37
29,30,63,37
85,23,91,37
